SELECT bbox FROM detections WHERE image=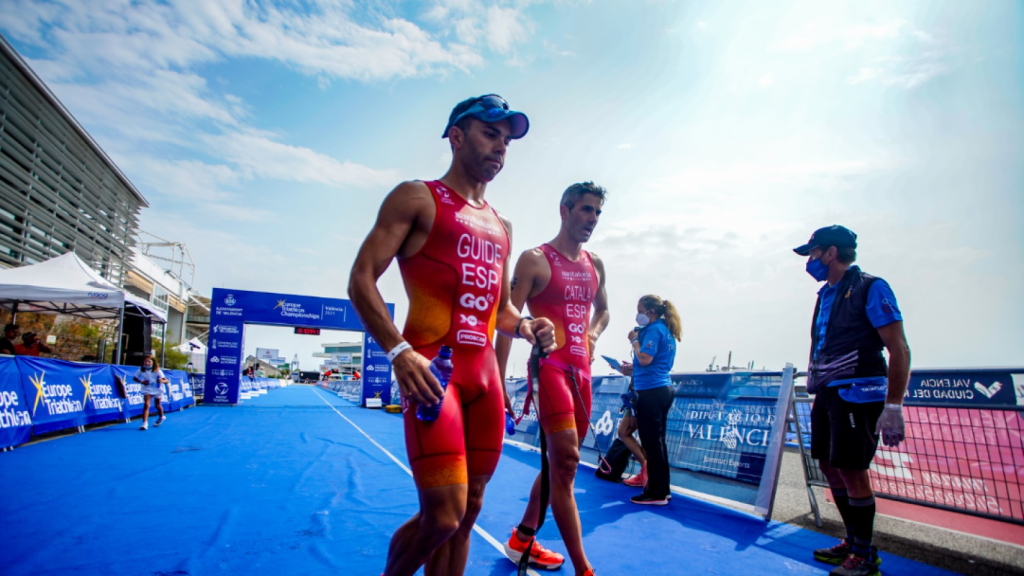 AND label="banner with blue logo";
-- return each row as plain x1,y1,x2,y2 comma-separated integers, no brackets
16,357,108,435
0,356,32,449
504,366,796,518
904,368,1021,408
205,288,394,405
669,372,784,484
362,335,391,407
82,365,123,425
164,370,195,410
